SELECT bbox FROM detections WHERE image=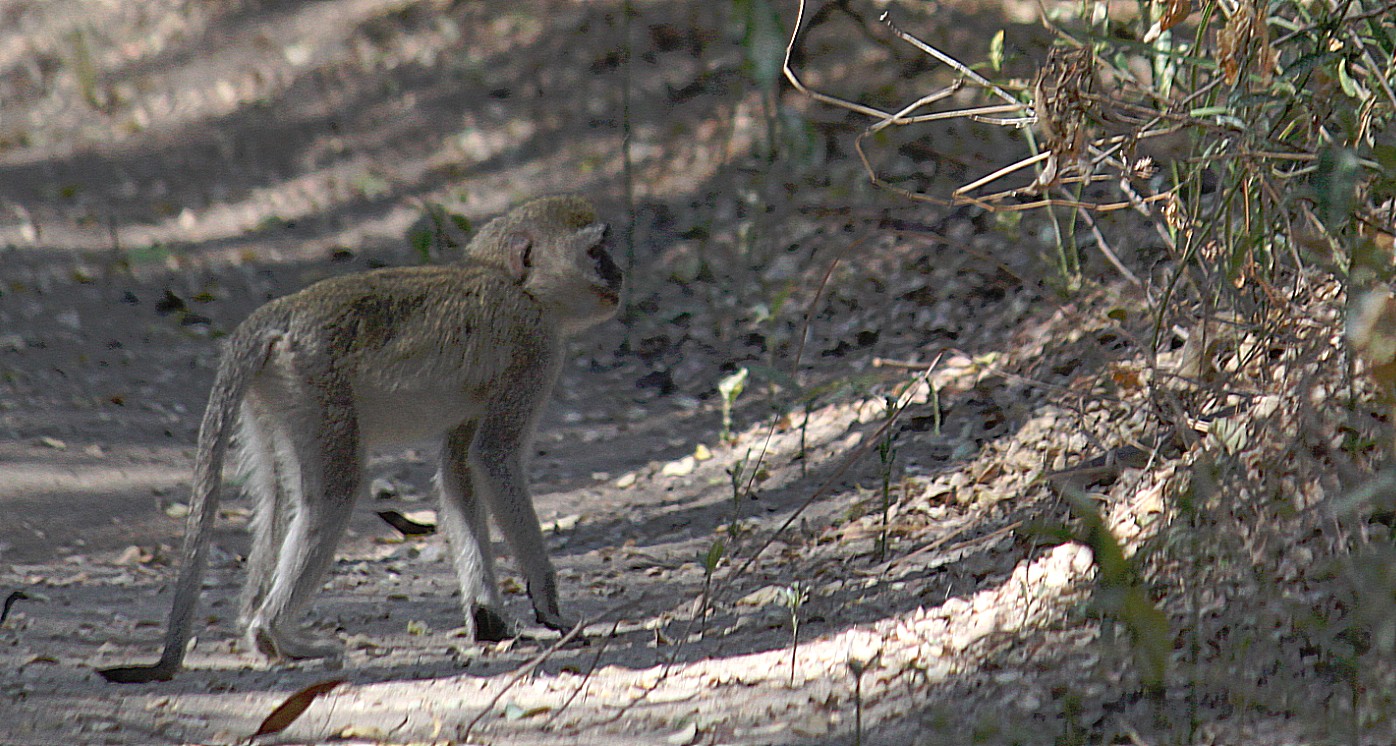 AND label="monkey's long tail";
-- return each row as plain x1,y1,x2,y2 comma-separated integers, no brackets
99,331,272,683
